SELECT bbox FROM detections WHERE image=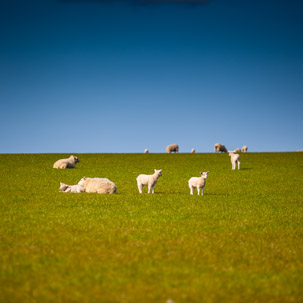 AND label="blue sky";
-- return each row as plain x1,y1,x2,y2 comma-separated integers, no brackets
0,0,302,153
